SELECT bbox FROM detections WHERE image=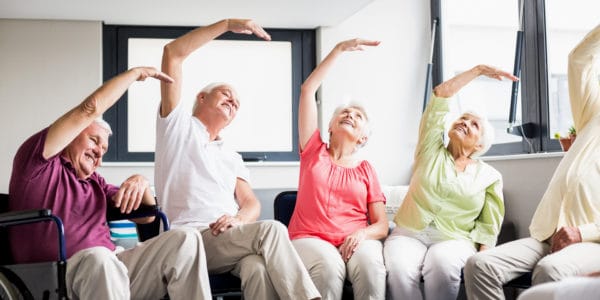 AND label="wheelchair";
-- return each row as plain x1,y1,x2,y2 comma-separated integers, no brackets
0,193,168,300
0,193,242,300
